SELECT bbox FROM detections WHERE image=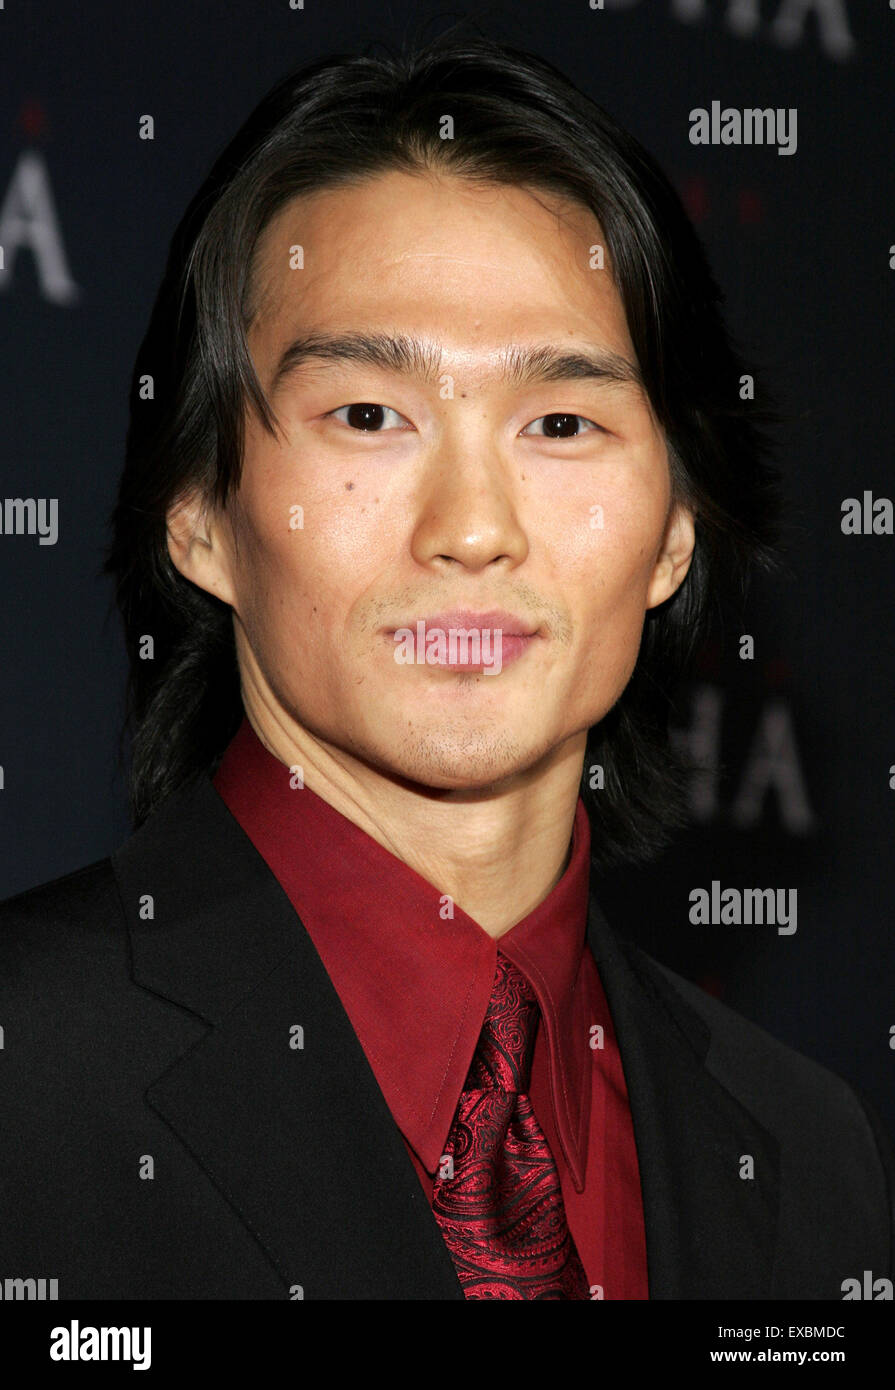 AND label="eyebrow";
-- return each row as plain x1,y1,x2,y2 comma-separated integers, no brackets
267,331,645,399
